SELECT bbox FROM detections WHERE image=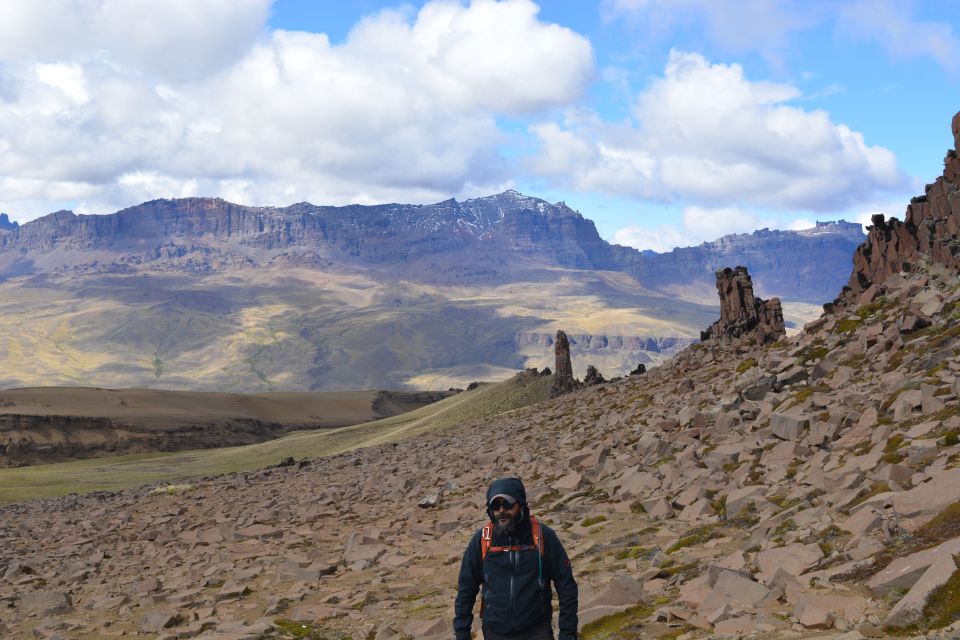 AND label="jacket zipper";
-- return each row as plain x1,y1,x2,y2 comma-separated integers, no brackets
509,534,517,623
